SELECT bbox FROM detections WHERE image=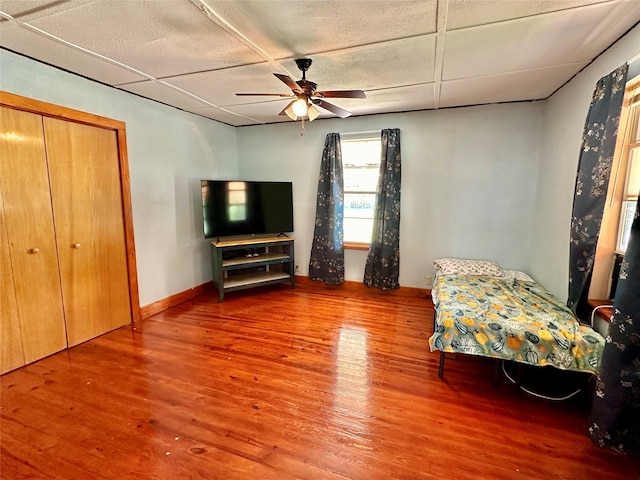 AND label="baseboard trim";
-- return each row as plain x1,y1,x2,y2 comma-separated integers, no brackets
140,277,430,320
140,281,213,320
295,276,431,298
